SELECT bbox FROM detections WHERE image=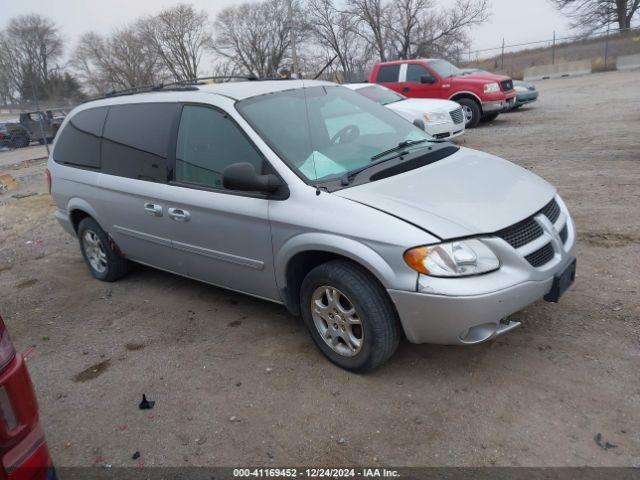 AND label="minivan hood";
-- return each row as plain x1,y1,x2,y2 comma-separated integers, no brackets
335,147,555,239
